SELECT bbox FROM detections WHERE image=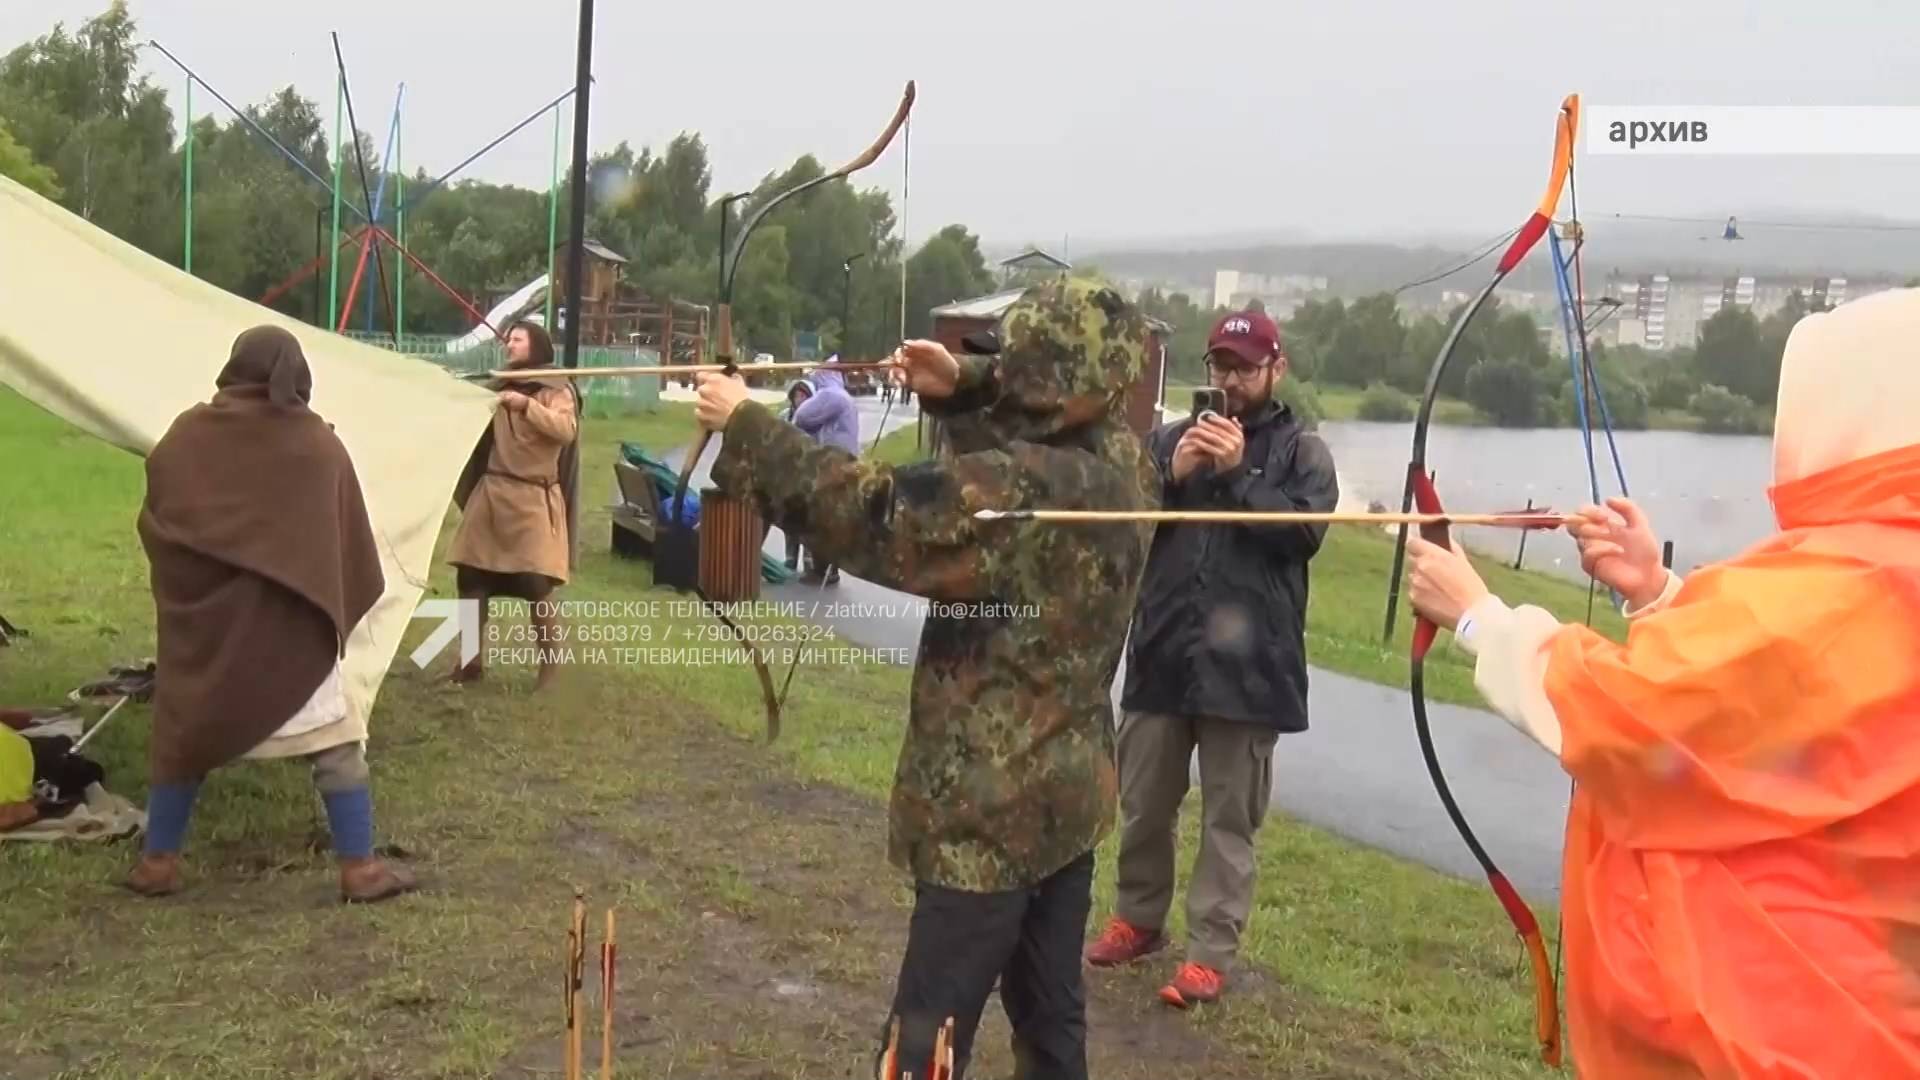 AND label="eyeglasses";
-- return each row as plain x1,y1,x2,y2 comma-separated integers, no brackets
1205,356,1274,380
